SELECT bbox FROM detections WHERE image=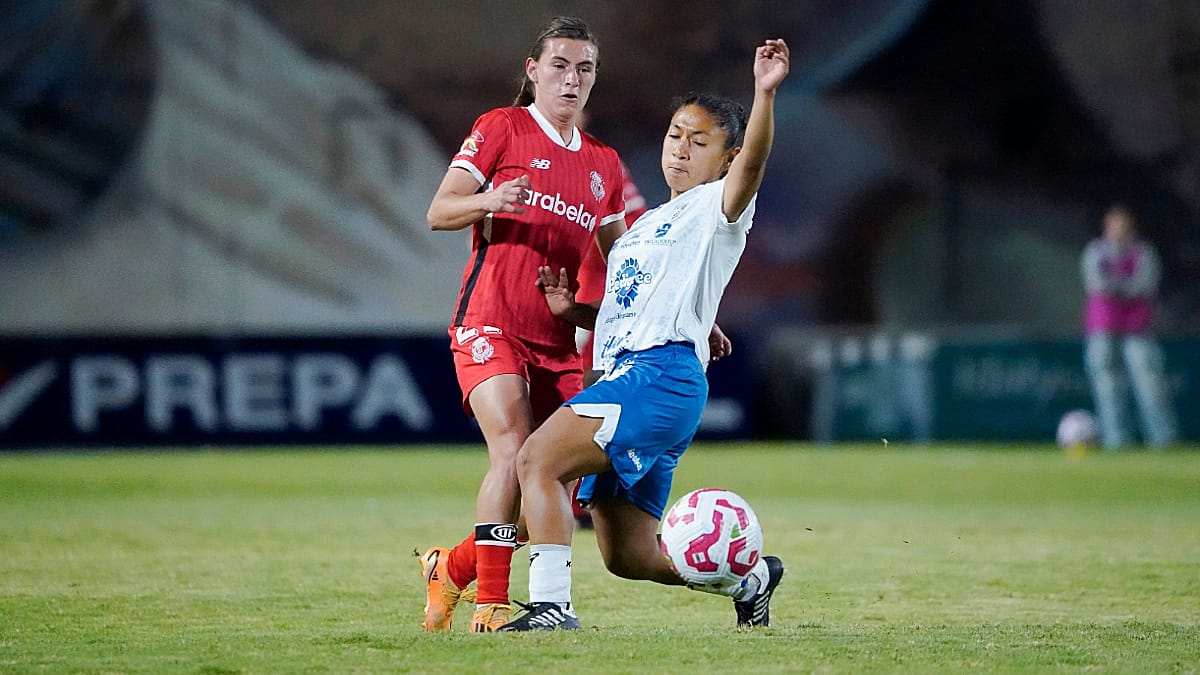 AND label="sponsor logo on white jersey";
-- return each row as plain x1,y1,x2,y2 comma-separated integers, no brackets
610,258,651,309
